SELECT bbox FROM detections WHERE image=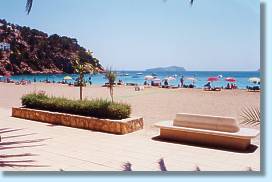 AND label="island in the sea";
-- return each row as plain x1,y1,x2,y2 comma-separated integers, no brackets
146,66,186,72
